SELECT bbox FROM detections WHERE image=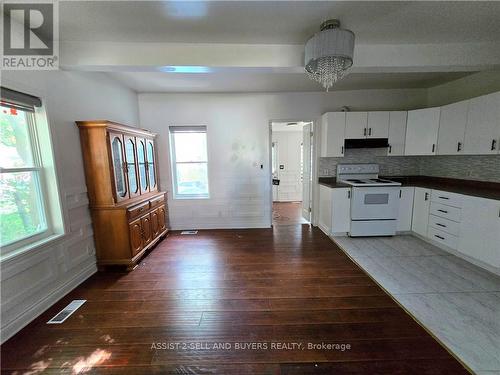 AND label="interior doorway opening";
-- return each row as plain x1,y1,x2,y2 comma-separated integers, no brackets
271,121,313,226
